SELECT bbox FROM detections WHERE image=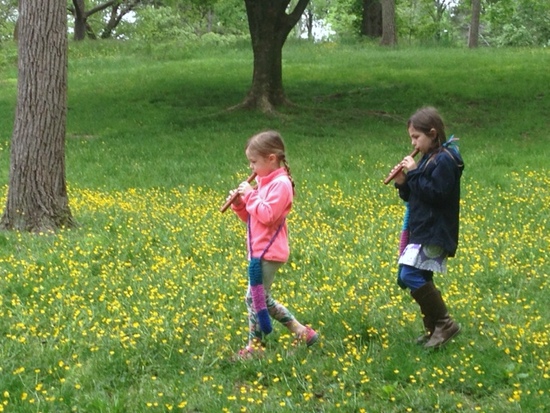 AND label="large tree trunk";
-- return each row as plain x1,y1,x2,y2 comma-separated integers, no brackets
468,0,481,48
1,0,74,232
239,0,310,113
362,0,382,38
380,0,397,46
